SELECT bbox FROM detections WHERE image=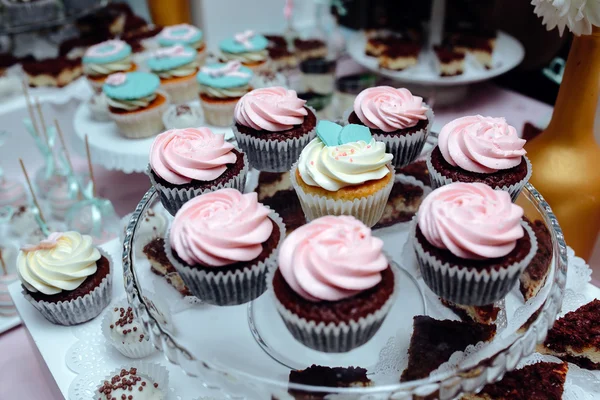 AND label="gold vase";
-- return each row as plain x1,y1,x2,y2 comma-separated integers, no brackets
147,0,191,26
524,26,600,260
